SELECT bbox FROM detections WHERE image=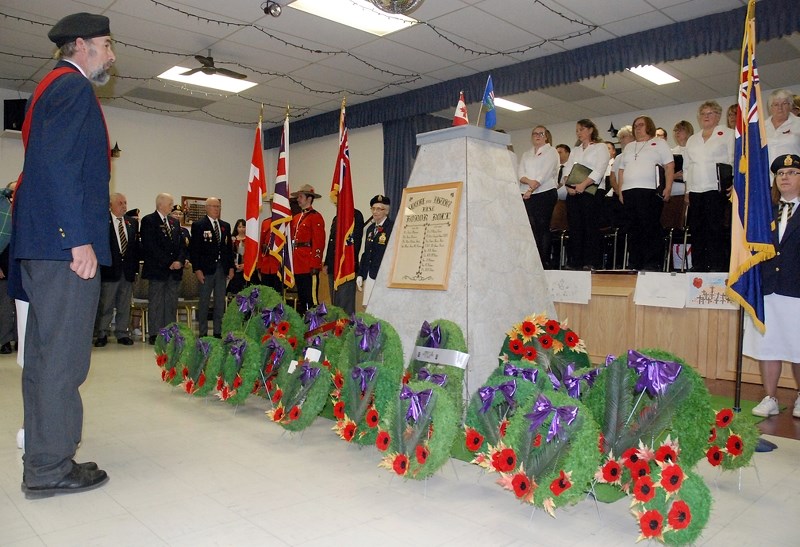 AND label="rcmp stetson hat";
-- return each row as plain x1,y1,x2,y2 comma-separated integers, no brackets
290,184,321,199
370,194,390,207
770,154,800,174
48,13,111,47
